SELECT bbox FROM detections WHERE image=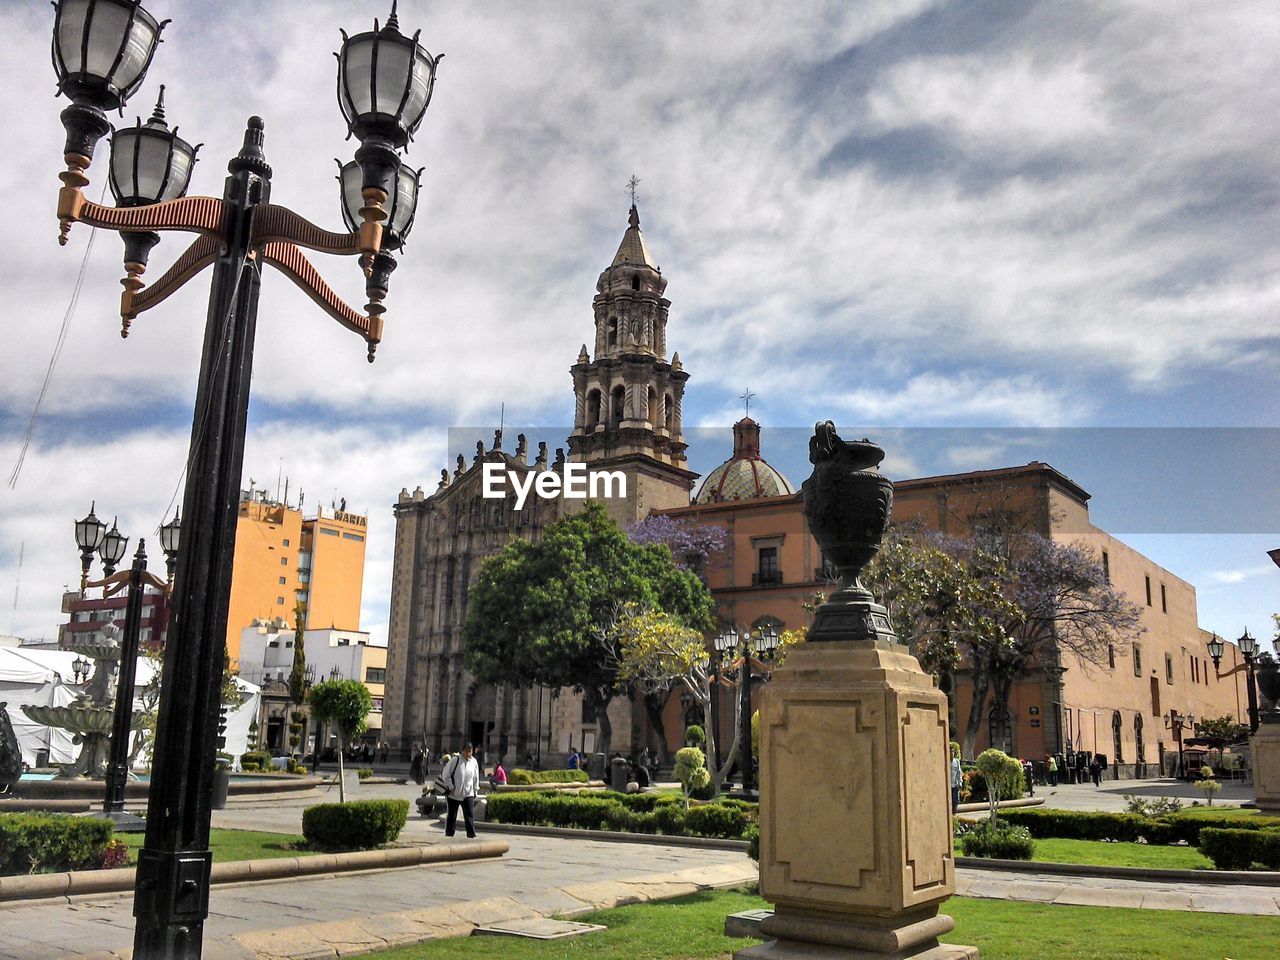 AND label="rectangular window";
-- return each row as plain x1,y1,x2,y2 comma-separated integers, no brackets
268,640,279,648
1145,575,1152,606
280,557,288,566
1160,583,1167,613
371,697,384,712
1165,653,1174,684
1192,657,1199,683
342,532,365,542
320,528,339,537
278,576,287,585
276,596,285,604
756,547,780,585
1102,551,1110,584
1108,645,1115,669
365,667,386,683
1133,643,1142,677
283,538,290,547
